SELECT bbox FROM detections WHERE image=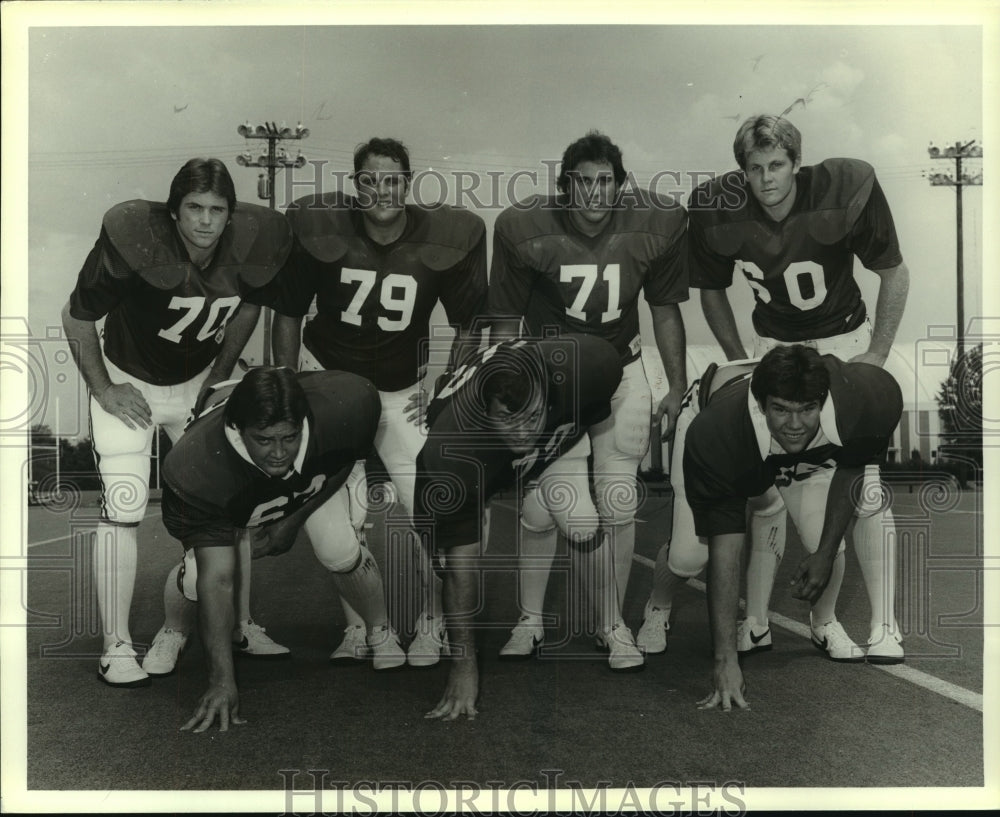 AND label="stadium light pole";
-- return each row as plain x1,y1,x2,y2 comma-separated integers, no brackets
236,121,310,364
926,140,983,356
